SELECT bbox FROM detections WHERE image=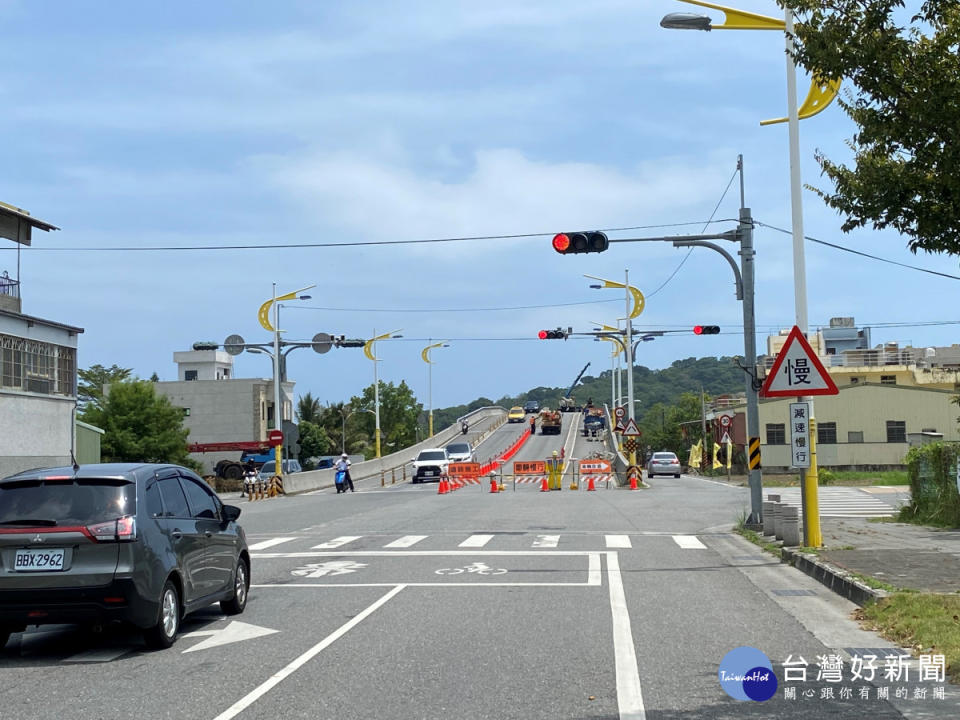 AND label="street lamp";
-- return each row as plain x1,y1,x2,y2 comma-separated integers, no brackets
660,0,834,541
421,341,450,438
363,329,403,458
255,283,316,479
